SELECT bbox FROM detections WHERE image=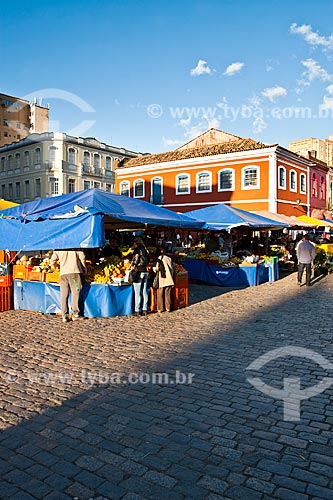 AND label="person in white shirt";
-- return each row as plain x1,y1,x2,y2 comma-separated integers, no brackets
50,250,86,322
296,234,316,287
